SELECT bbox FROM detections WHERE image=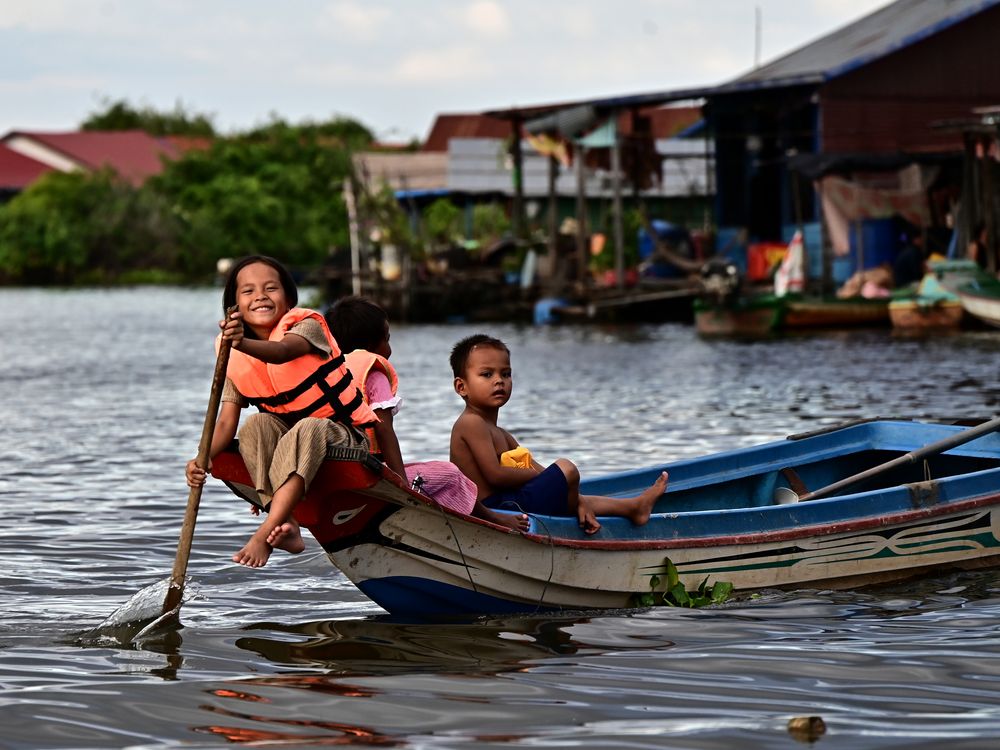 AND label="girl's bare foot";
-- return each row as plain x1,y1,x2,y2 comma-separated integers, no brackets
266,521,305,554
628,471,668,526
233,534,272,568
482,508,530,532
